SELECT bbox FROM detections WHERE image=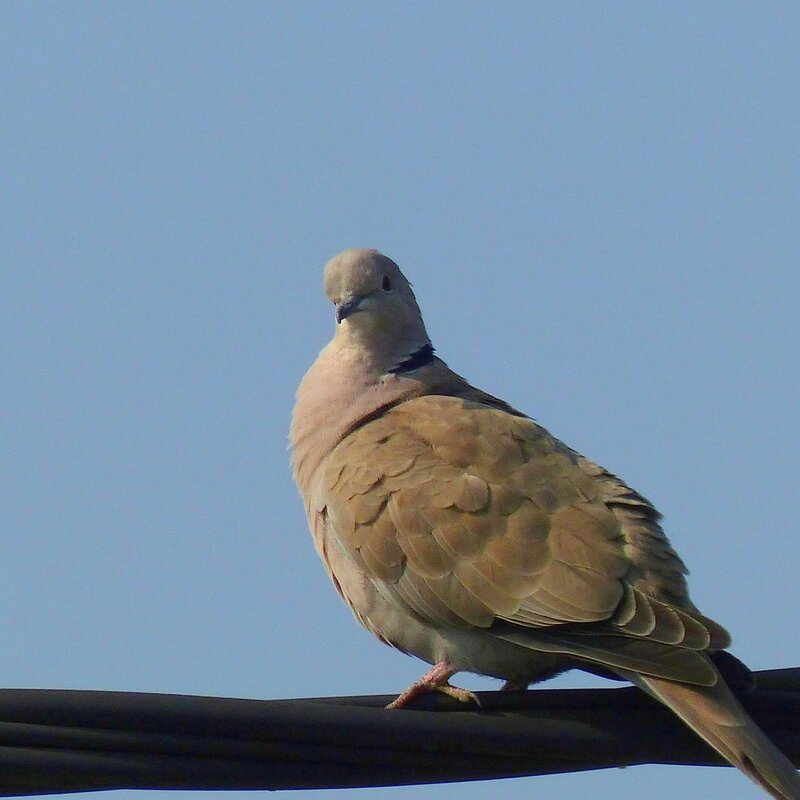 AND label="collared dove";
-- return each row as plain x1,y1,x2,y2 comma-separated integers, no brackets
290,248,800,799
